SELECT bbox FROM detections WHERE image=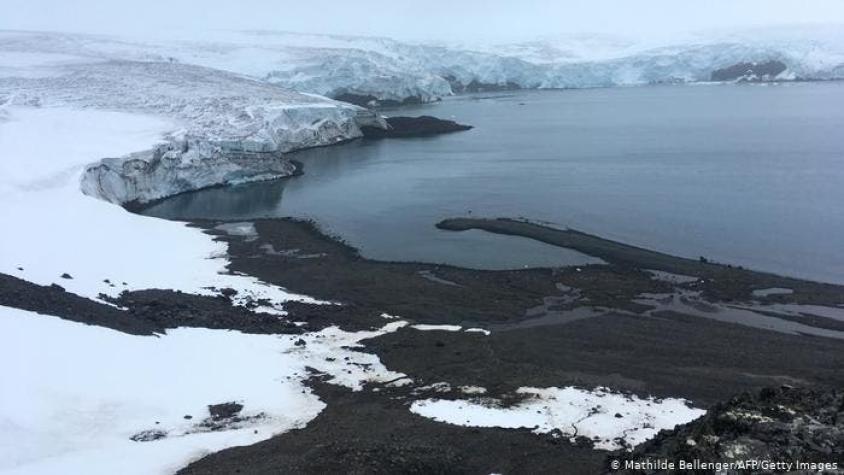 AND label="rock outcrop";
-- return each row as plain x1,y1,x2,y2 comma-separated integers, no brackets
332,93,426,109
444,75,523,93
361,116,472,139
711,60,789,82
615,386,843,473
